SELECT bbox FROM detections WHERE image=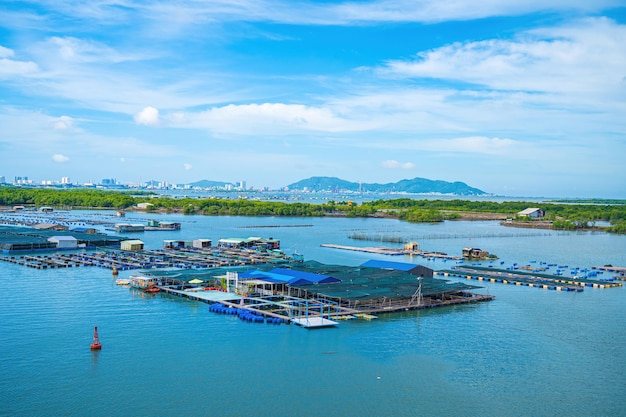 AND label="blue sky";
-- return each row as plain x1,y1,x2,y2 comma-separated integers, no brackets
1,1,625,198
